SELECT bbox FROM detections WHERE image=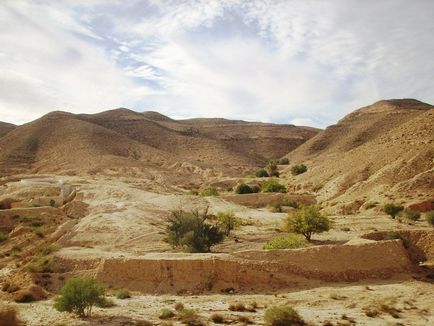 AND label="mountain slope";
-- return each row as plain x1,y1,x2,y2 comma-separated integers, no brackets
283,99,434,209
0,121,16,138
0,109,319,178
